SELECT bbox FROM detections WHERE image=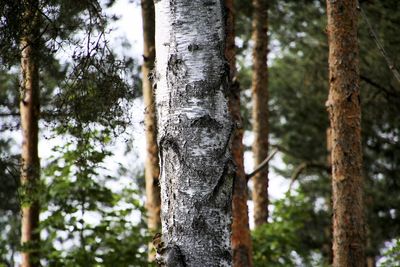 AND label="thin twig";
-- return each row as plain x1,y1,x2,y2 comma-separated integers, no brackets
0,112,20,117
246,148,278,180
360,6,400,85
0,111,58,118
287,162,331,192
360,74,393,94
